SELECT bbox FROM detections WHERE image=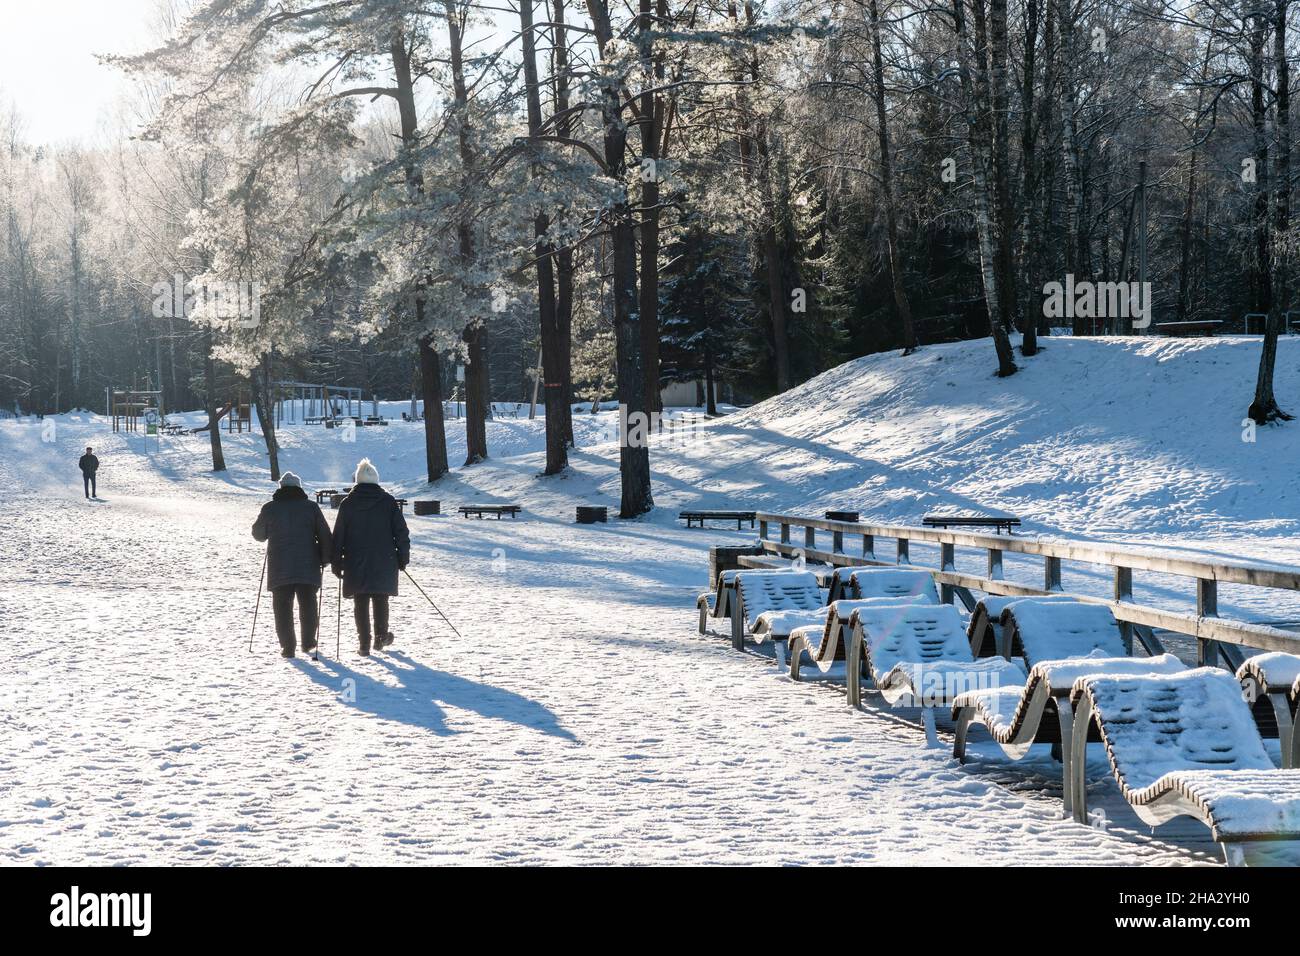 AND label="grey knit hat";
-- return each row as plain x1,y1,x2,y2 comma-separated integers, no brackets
279,472,302,489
